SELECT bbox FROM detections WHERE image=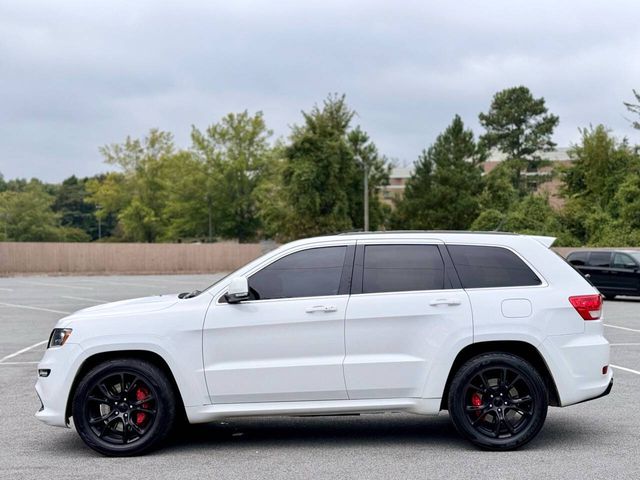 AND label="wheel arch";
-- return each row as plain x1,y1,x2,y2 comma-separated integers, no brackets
439,340,560,410
65,349,187,423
